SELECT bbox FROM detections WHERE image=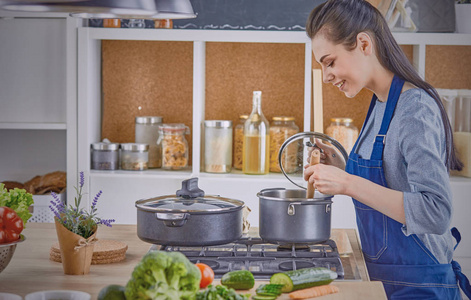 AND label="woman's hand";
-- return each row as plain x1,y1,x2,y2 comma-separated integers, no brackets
304,163,350,195
307,139,346,170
